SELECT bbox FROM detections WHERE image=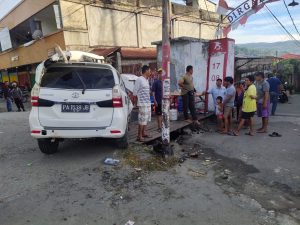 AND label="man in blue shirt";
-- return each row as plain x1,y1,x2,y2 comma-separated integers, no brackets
152,68,163,131
202,78,226,107
267,74,282,116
